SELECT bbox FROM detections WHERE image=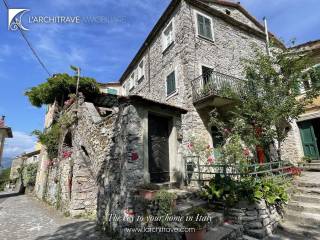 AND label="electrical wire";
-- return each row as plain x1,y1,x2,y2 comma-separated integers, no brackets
2,0,52,76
